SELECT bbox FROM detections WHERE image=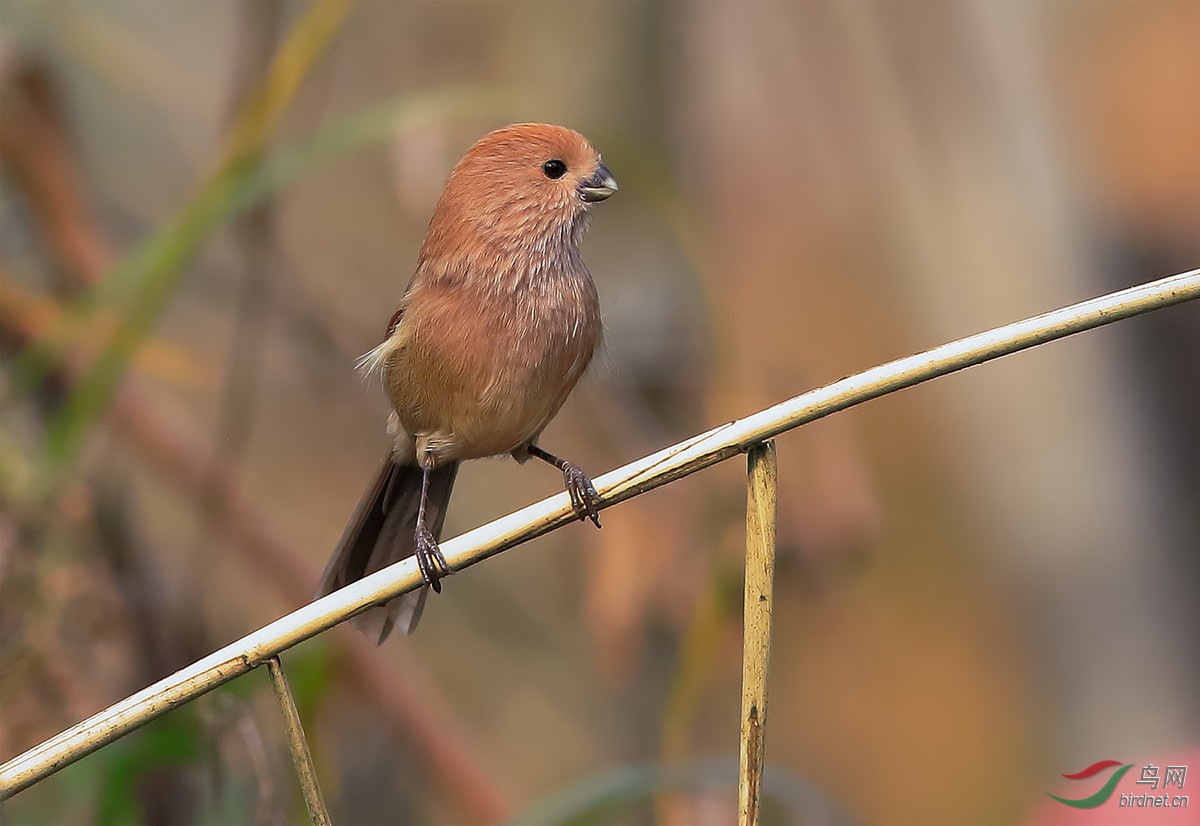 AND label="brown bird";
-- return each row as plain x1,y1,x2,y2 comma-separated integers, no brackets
318,123,617,642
